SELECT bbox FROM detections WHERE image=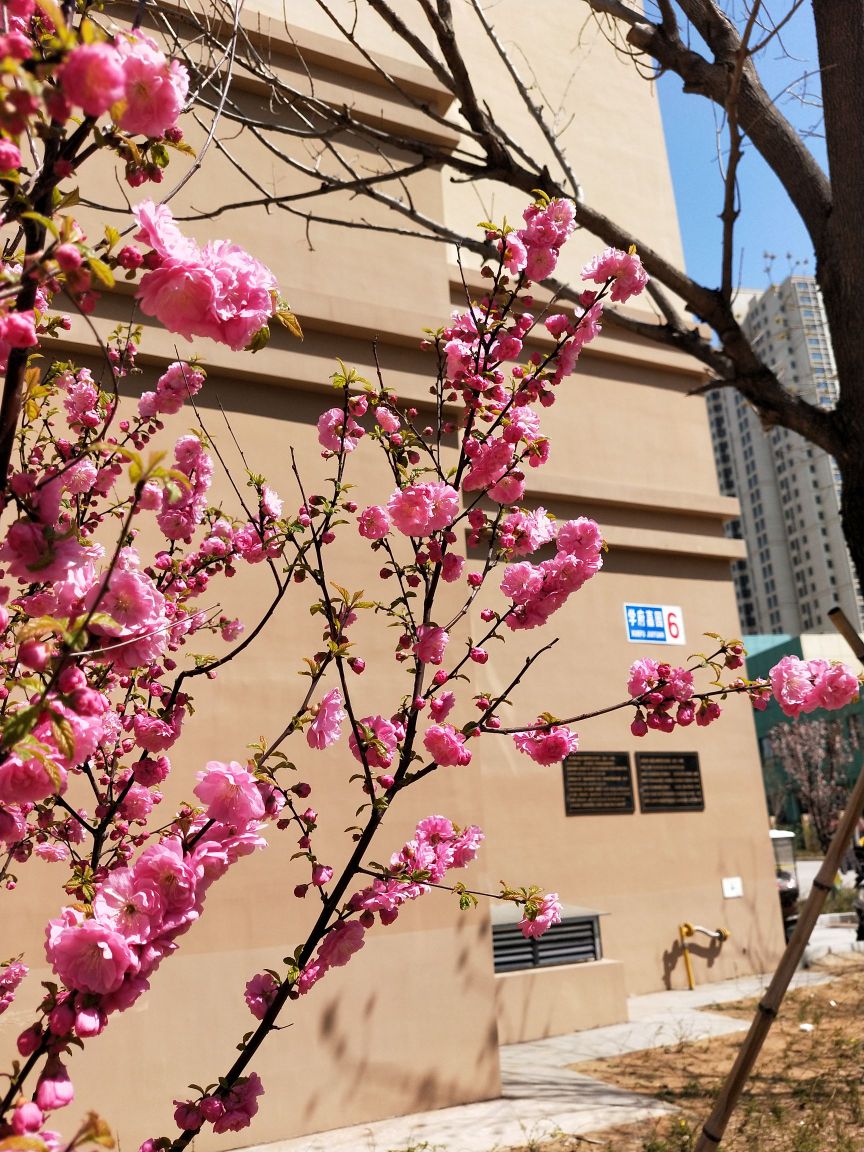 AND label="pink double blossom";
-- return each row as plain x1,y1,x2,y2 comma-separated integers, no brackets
194,762,266,825
349,714,405,770
413,625,449,665
114,32,189,138
519,892,562,939
307,688,346,749
358,504,391,539
133,202,276,350
423,724,472,767
317,407,364,454
513,722,578,765
60,42,125,117
387,481,459,536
